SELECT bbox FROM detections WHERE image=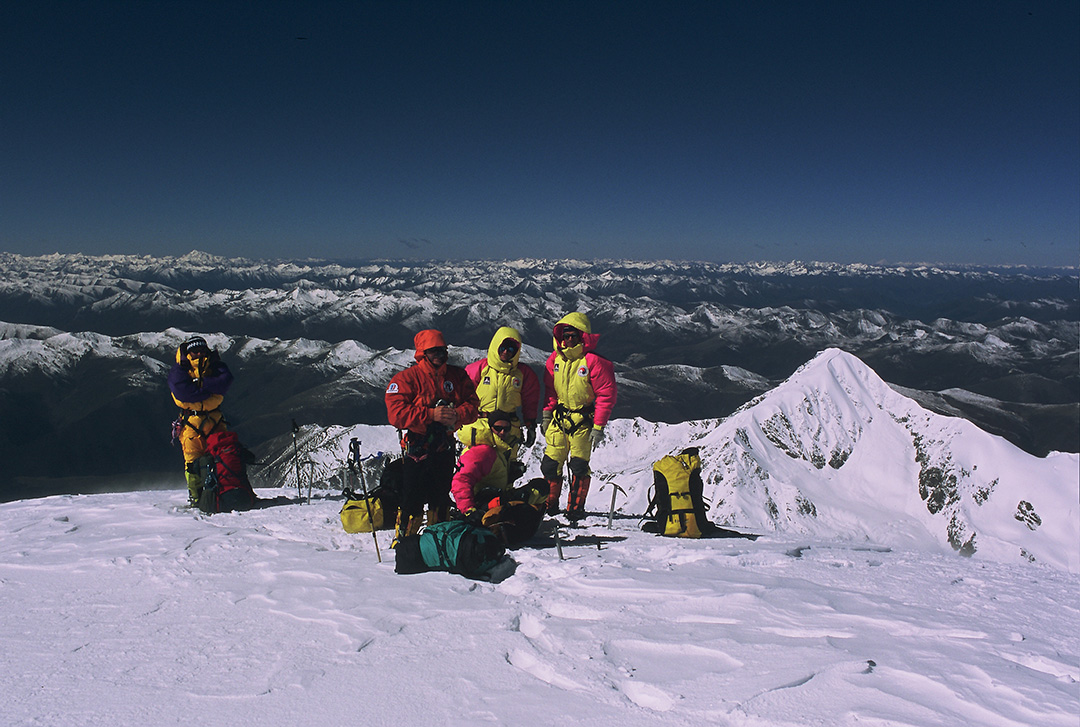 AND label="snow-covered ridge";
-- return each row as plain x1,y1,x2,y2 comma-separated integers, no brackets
5,249,1075,279
684,349,1079,572
1,251,1074,406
